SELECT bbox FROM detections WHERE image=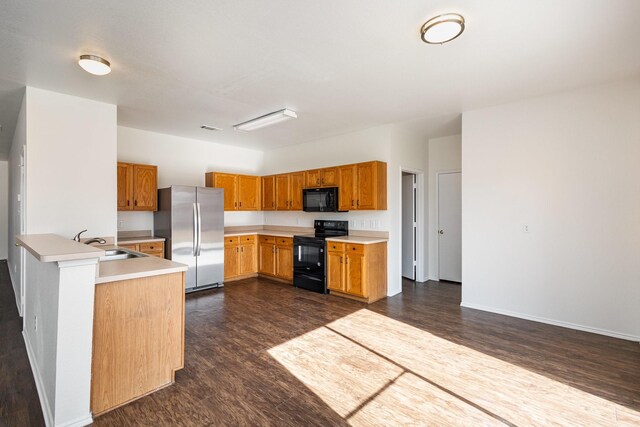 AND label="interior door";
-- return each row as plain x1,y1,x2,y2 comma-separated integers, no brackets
438,172,462,282
196,187,224,287
402,173,416,280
